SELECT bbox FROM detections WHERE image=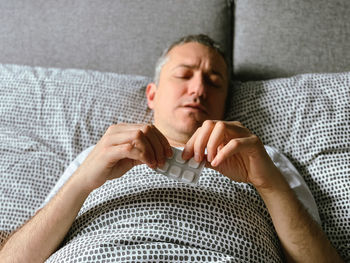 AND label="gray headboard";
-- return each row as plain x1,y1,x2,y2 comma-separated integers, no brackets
233,0,350,80
0,0,232,78
2,0,350,81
